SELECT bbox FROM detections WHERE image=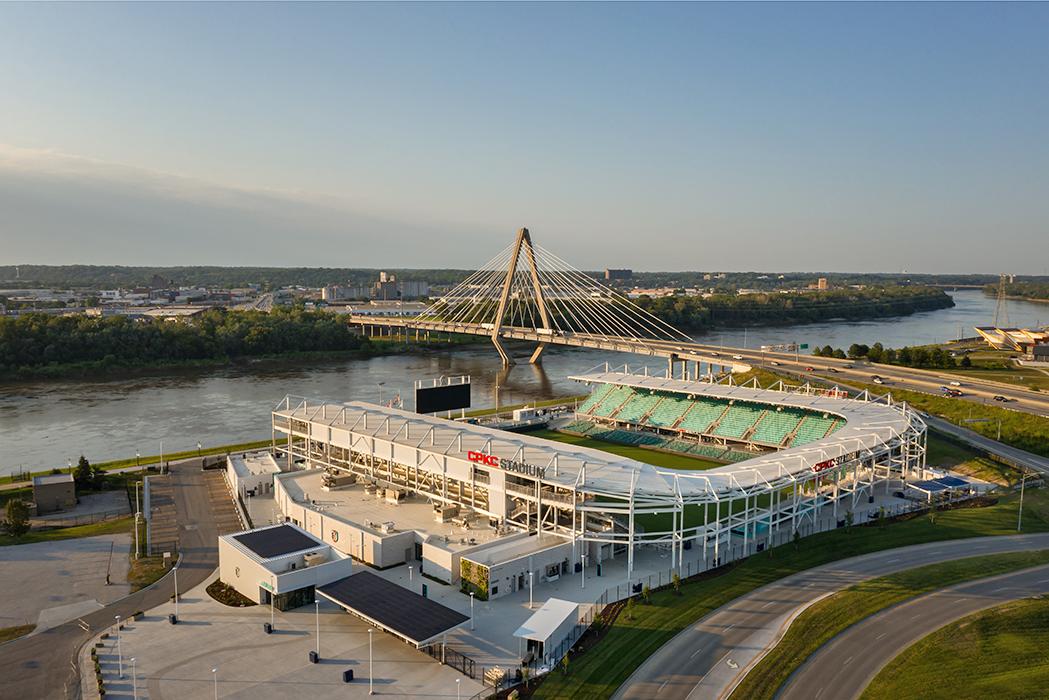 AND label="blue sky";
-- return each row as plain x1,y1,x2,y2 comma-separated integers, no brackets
1,2,1047,273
